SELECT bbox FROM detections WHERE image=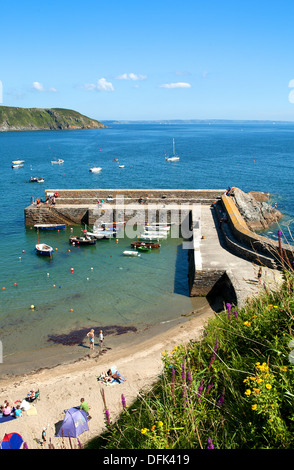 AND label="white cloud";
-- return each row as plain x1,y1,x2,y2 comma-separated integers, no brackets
116,73,147,81
32,82,58,92
159,82,191,89
97,78,114,91
83,78,114,92
32,81,45,92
